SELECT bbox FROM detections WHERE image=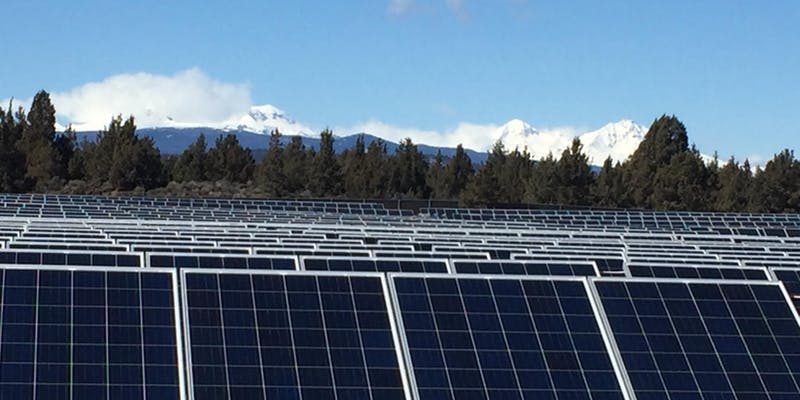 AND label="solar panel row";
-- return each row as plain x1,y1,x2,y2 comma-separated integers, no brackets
6,197,800,400
5,265,800,400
